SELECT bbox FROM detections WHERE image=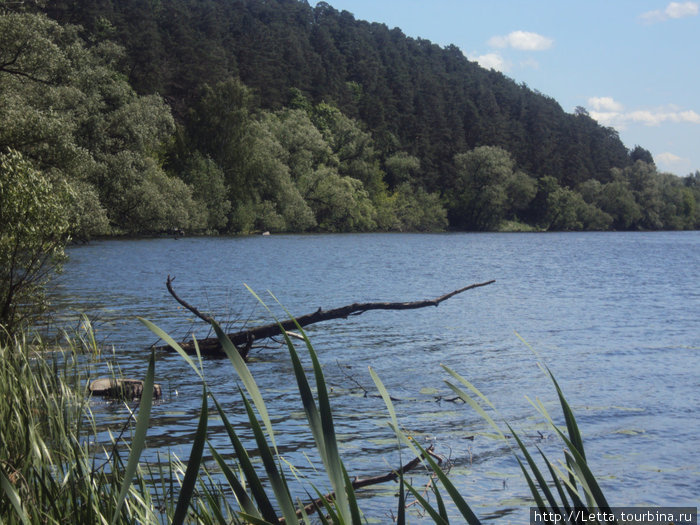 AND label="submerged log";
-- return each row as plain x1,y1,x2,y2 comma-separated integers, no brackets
89,378,162,400
159,277,495,358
